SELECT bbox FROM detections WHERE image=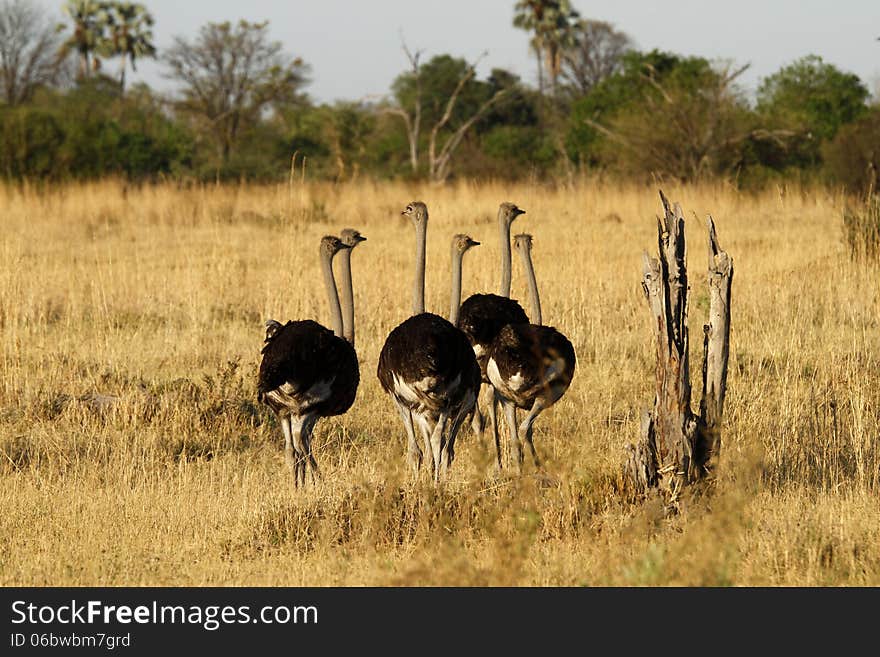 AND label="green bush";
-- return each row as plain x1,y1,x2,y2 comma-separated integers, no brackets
823,109,880,194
